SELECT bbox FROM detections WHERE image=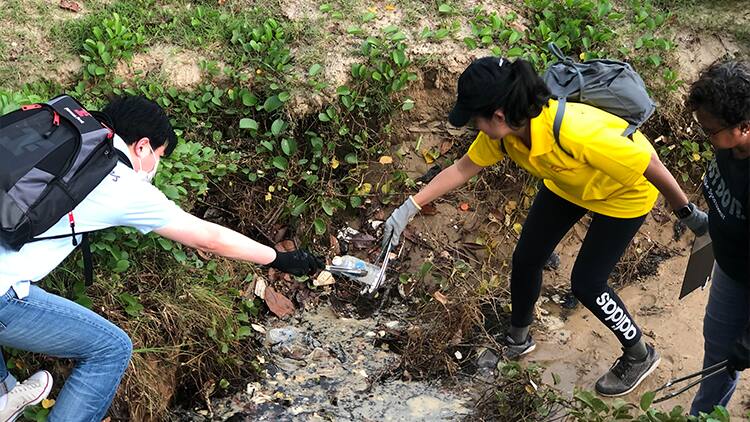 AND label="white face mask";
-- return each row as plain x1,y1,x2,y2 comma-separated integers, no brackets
136,144,159,183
